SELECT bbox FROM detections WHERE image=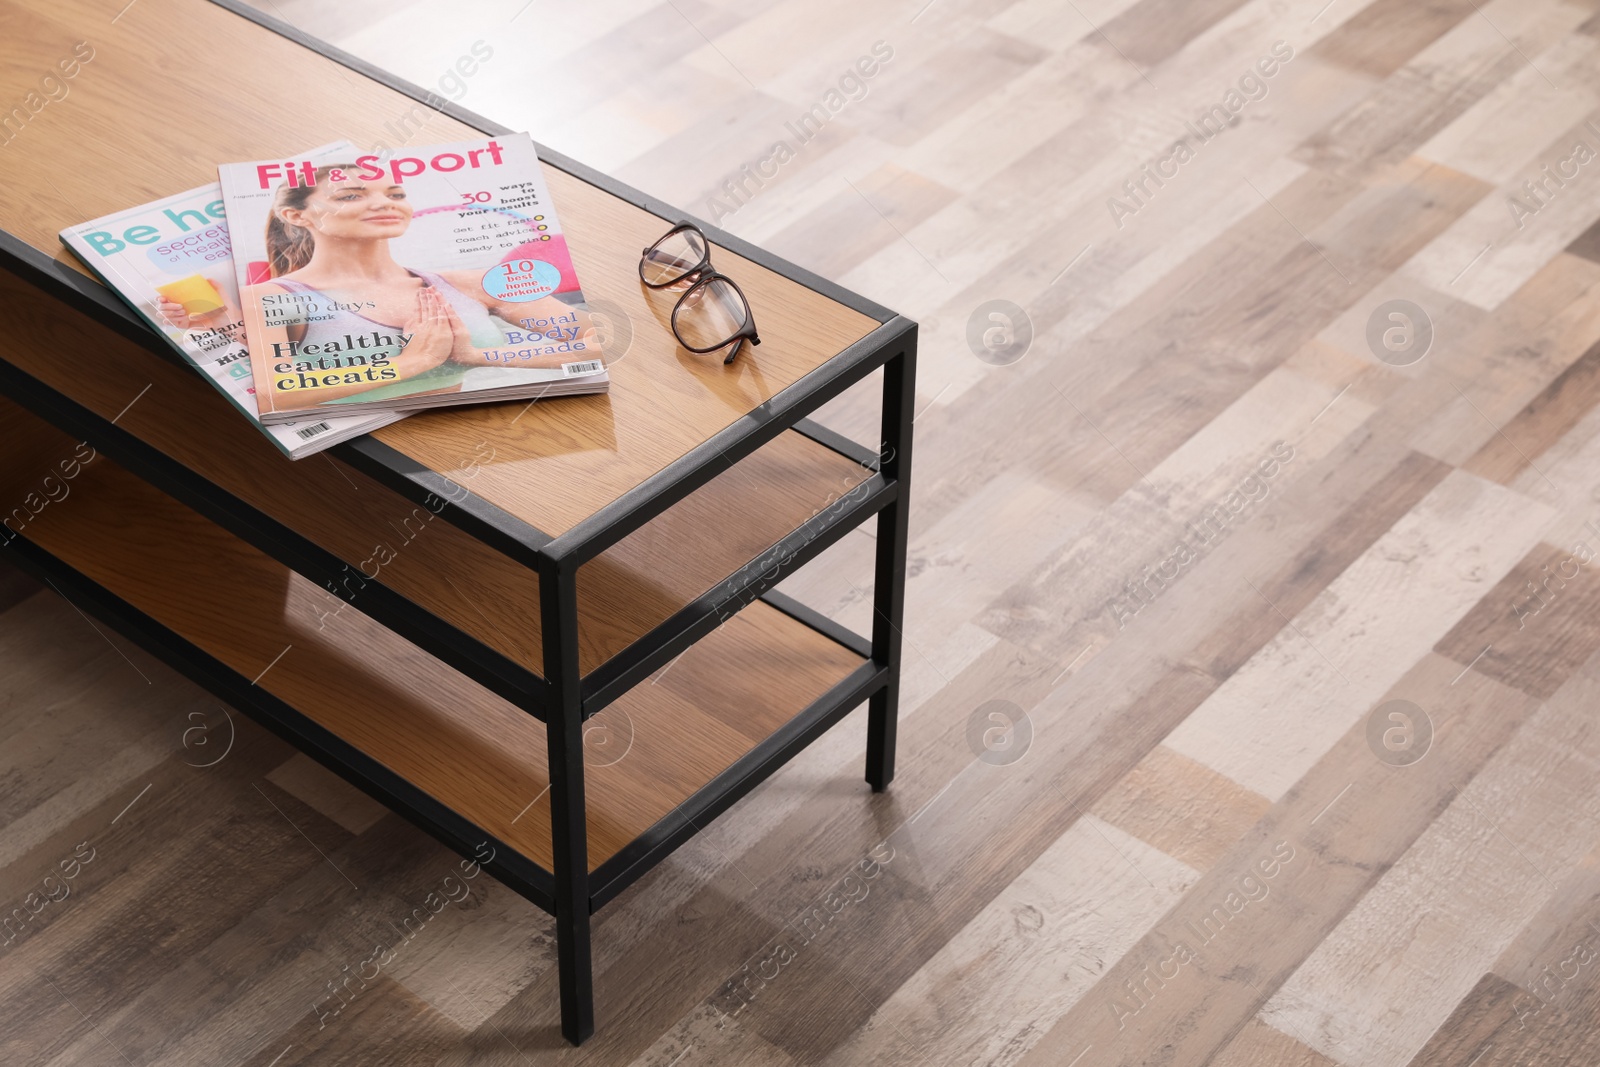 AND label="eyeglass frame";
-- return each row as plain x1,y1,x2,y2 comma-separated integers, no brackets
638,221,761,364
